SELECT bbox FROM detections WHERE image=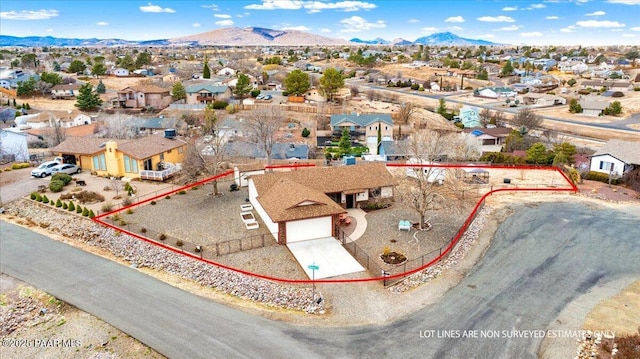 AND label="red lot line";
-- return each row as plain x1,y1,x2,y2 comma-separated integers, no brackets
93,164,577,284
